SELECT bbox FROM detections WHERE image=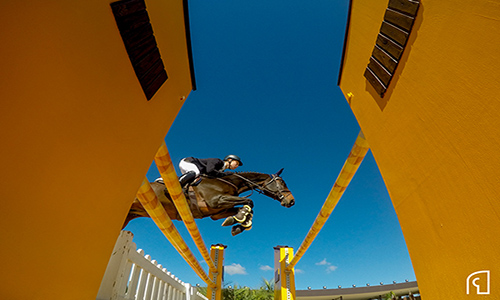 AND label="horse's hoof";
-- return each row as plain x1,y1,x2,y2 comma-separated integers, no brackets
231,225,245,236
222,217,236,227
